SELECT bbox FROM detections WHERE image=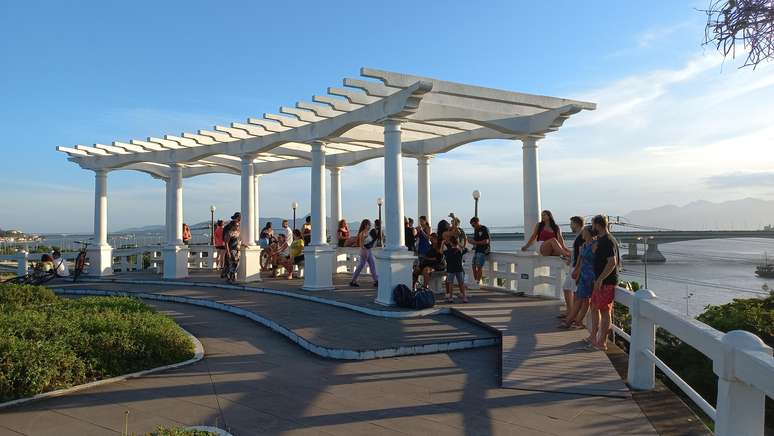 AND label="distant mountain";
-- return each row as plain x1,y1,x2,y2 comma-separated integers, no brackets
115,216,301,234
623,198,774,230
